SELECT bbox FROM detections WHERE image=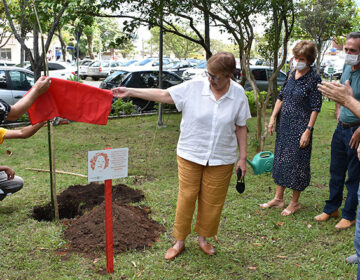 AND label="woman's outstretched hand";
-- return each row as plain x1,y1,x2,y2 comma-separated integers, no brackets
112,87,130,98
